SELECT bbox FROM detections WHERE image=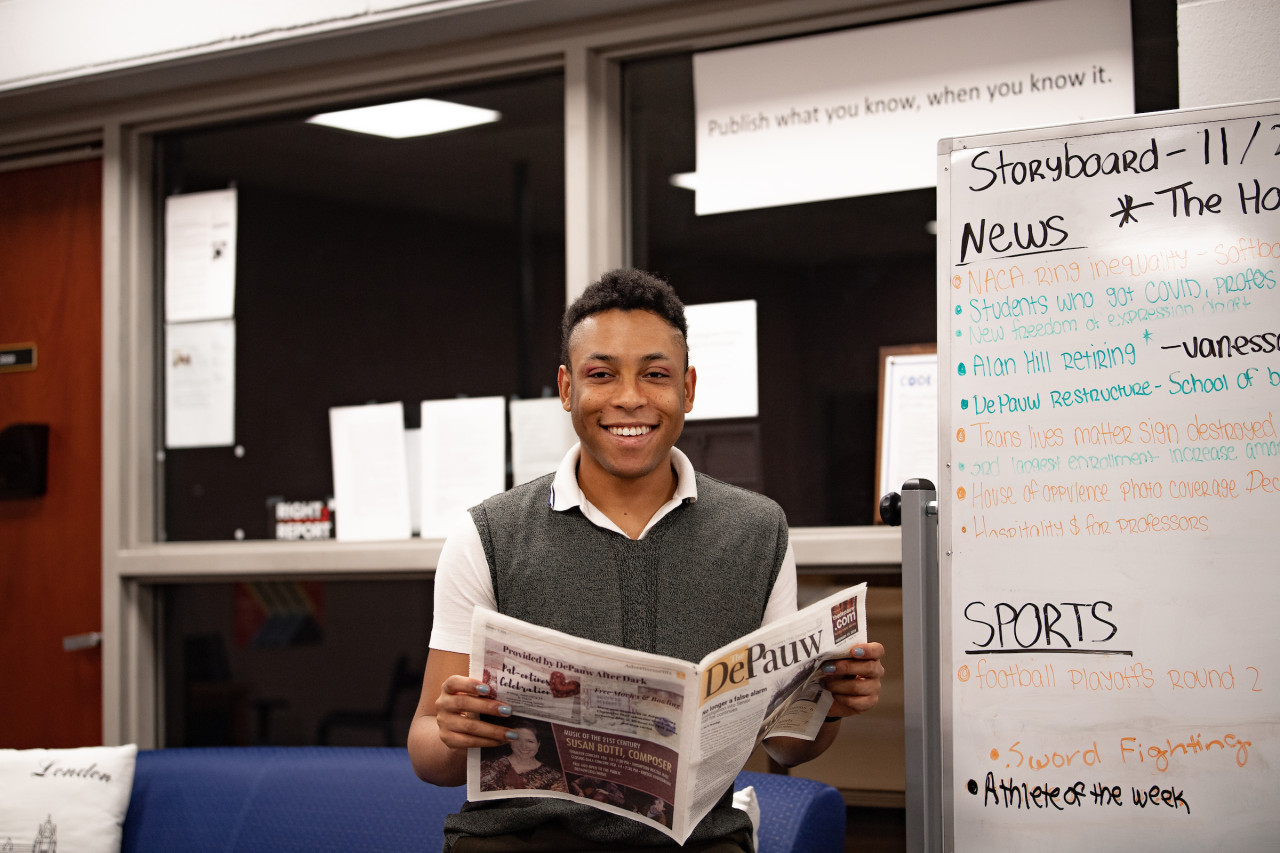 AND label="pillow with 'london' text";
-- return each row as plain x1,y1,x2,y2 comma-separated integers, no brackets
0,744,137,853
